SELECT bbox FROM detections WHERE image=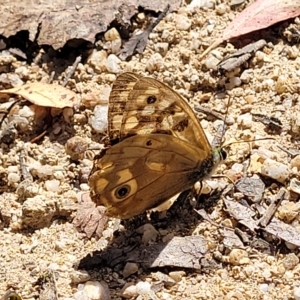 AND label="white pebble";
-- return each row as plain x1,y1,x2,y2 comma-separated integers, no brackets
146,53,164,73
175,15,192,31
121,283,138,299
204,55,219,70
294,286,300,300
19,105,35,118
188,0,215,9
45,179,60,192
225,76,242,89
104,27,120,41
154,42,169,57
71,270,91,284
36,165,53,178
7,166,19,173
89,105,108,133
290,155,300,170
259,283,269,293
83,281,110,300
216,3,227,15
237,113,252,128
240,70,254,83
73,290,89,300
136,281,151,295
289,178,300,194
261,158,289,183
88,50,107,73
7,172,20,184
106,54,122,73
